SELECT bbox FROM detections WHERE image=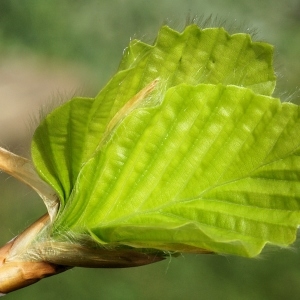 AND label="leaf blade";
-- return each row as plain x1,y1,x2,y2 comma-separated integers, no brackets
32,25,276,208
51,84,300,256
